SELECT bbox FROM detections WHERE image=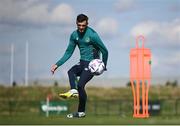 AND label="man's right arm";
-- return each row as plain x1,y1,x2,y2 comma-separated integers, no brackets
51,34,76,74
